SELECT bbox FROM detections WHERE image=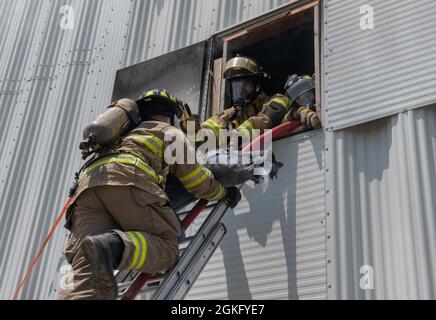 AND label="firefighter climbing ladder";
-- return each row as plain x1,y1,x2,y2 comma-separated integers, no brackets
12,121,300,300
115,121,301,300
